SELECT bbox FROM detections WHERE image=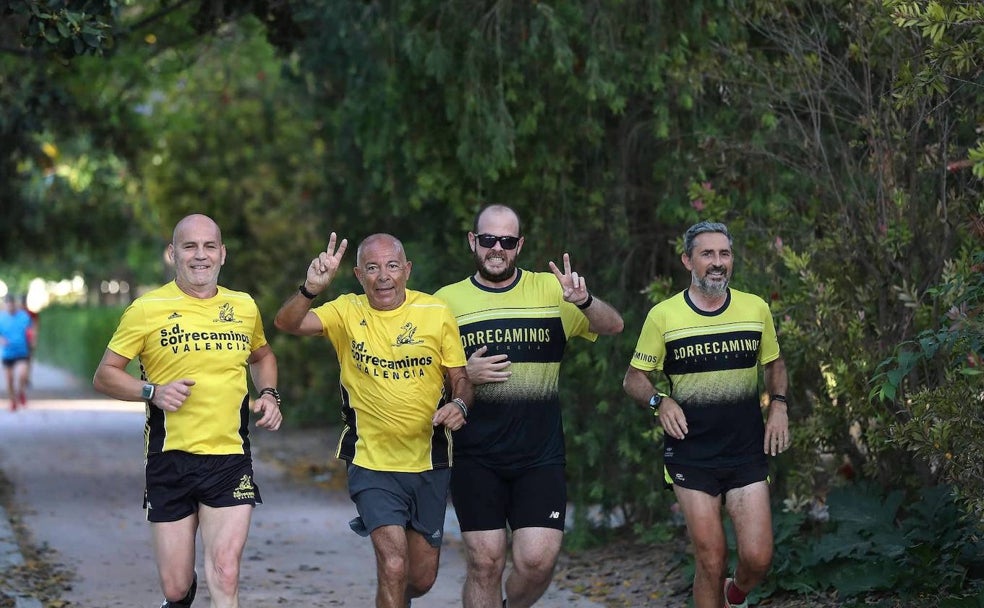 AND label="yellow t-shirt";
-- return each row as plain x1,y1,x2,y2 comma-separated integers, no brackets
629,288,781,467
107,282,268,456
312,290,467,472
